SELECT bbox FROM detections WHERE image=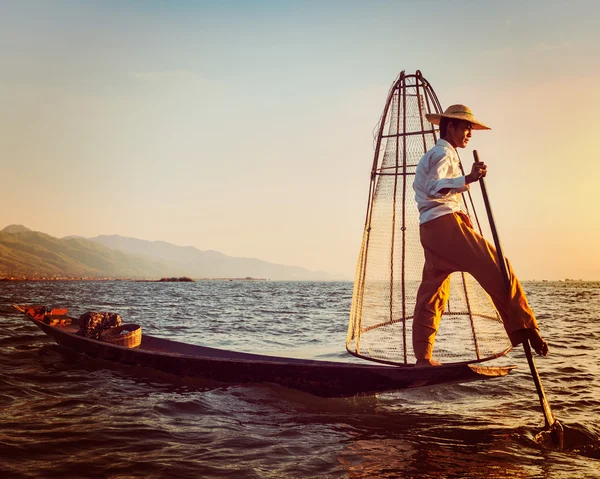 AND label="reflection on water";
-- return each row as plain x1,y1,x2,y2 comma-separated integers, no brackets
0,280,599,478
